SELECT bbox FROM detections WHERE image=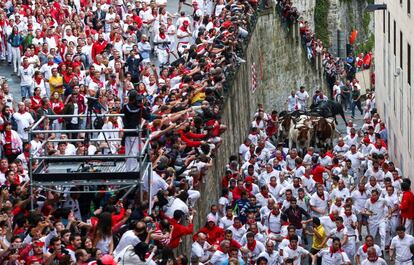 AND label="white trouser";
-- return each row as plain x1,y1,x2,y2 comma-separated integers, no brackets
343,236,356,261
368,220,388,250
6,42,11,62
125,136,139,171
11,46,20,74
0,35,6,59
386,216,400,245
403,218,413,235
157,48,169,64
